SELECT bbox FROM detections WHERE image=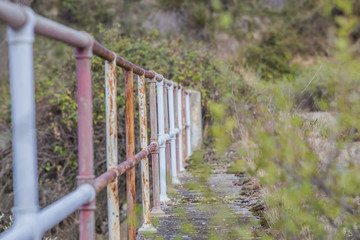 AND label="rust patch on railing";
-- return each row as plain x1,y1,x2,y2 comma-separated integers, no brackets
105,55,120,240
163,85,172,184
147,75,162,213
75,46,96,240
125,69,136,240
137,74,153,226
93,143,157,193
182,89,186,167
174,86,180,174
